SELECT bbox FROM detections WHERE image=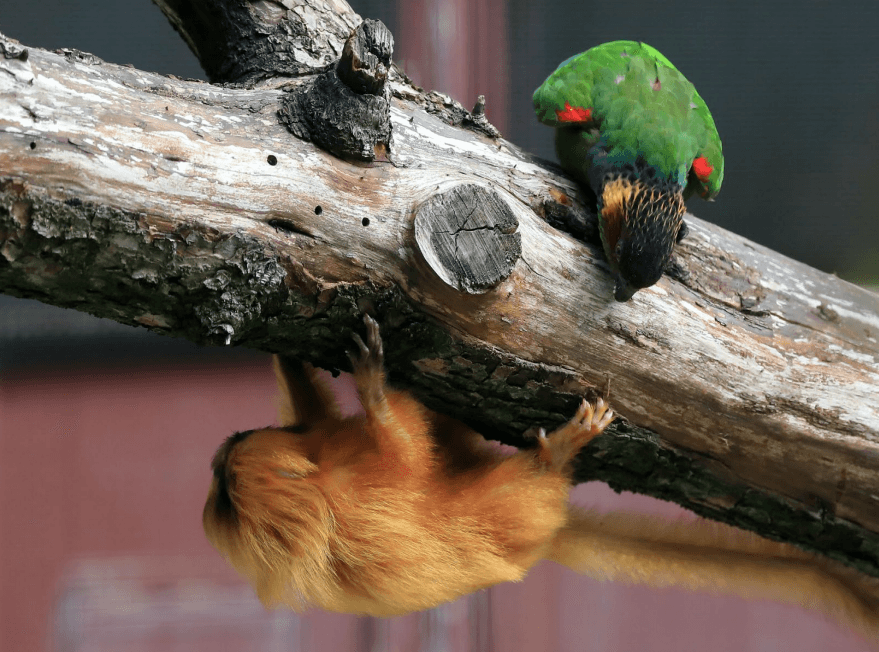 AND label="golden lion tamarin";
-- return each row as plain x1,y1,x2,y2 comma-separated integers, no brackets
204,316,879,640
